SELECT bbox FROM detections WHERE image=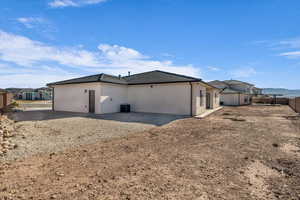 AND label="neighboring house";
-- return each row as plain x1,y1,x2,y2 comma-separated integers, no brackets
0,89,13,109
17,88,52,100
47,70,220,116
220,88,251,106
223,80,256,94
253,87,263,96
209,80,260,106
